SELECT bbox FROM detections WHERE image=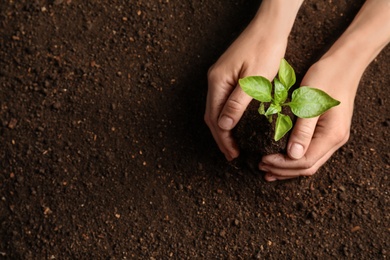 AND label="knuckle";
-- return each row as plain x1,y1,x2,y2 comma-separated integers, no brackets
224,98,244,114
305,167,318,176
204,113,217,129
338,130,350,145
330,128,350,146
207,65,221,82
204,113,211,126
296,123,314,141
